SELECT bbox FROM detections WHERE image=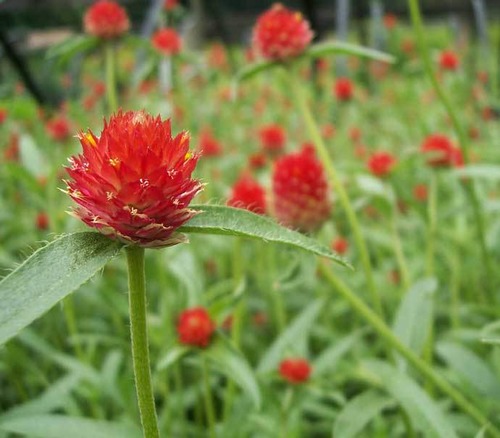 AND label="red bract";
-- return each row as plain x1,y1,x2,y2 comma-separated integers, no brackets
279,358,311,384
46,116,71,142
272,145,331,232
420,134,462,168
65,110,203,248
259,124,286,155
439,50,459,71
331,237,348,255
334,77,354,101
252,3,313,61
177,307,215,348
227,173,267,214
367,151,396,177
152,28,182,56
84,0,130,39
